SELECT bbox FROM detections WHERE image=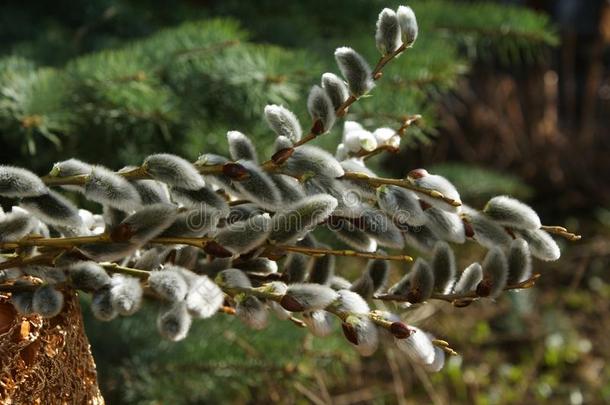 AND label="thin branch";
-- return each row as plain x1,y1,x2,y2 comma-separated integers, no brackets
540,225,582,241
341,172,462,207
374,273,541,304
267,244,413,262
